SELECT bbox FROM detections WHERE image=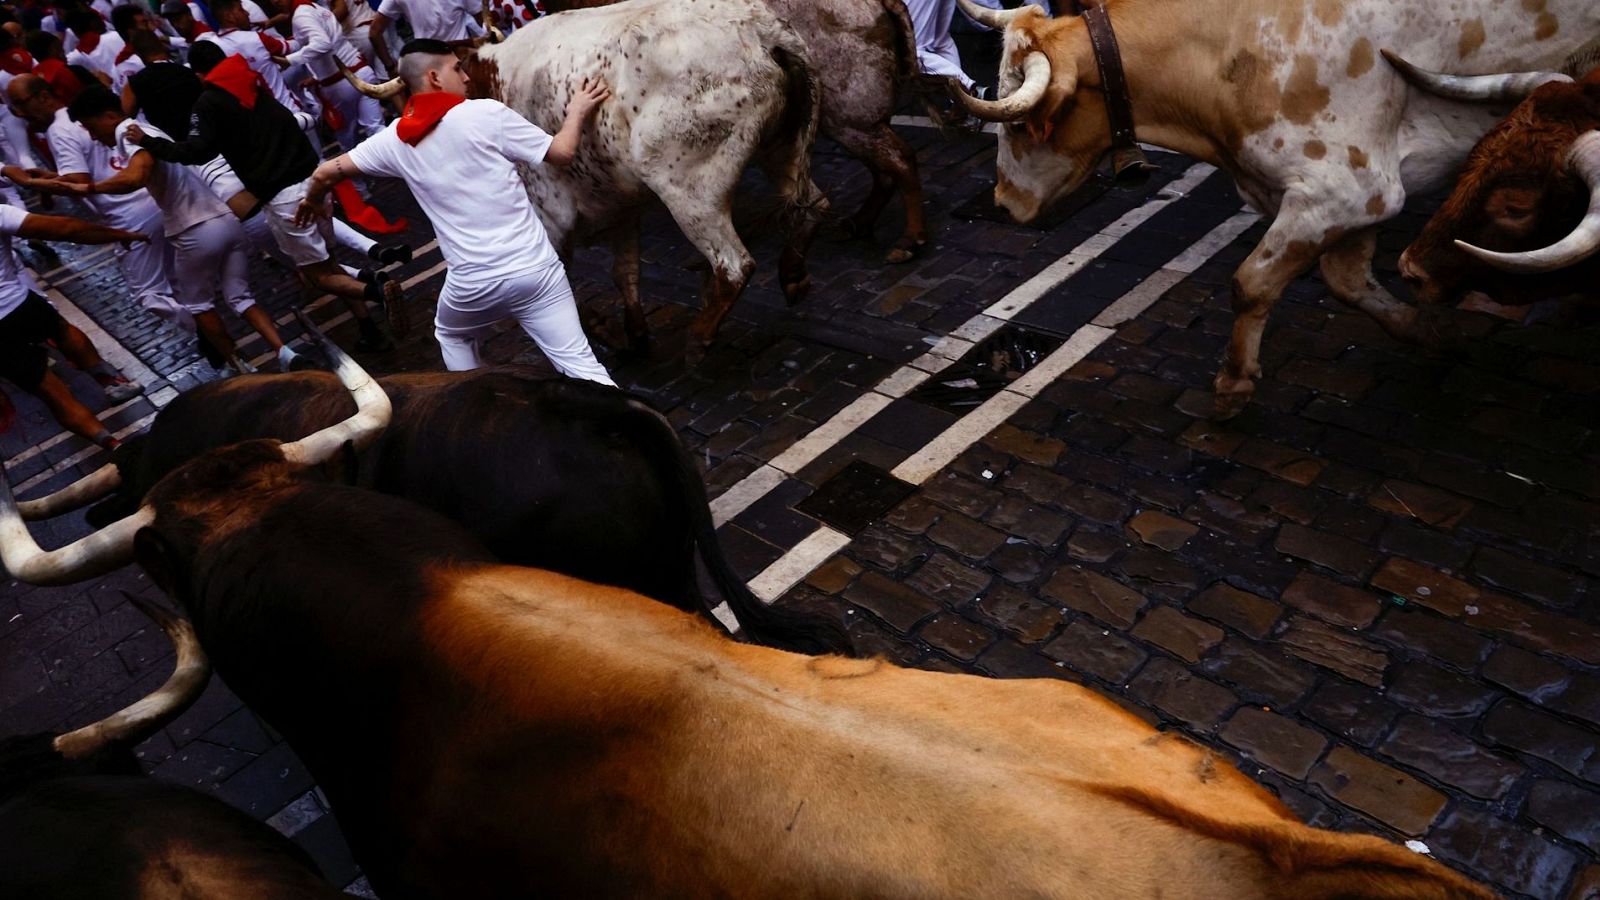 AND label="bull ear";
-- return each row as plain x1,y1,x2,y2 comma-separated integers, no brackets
132,527,178,596
1024,72,1076,144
